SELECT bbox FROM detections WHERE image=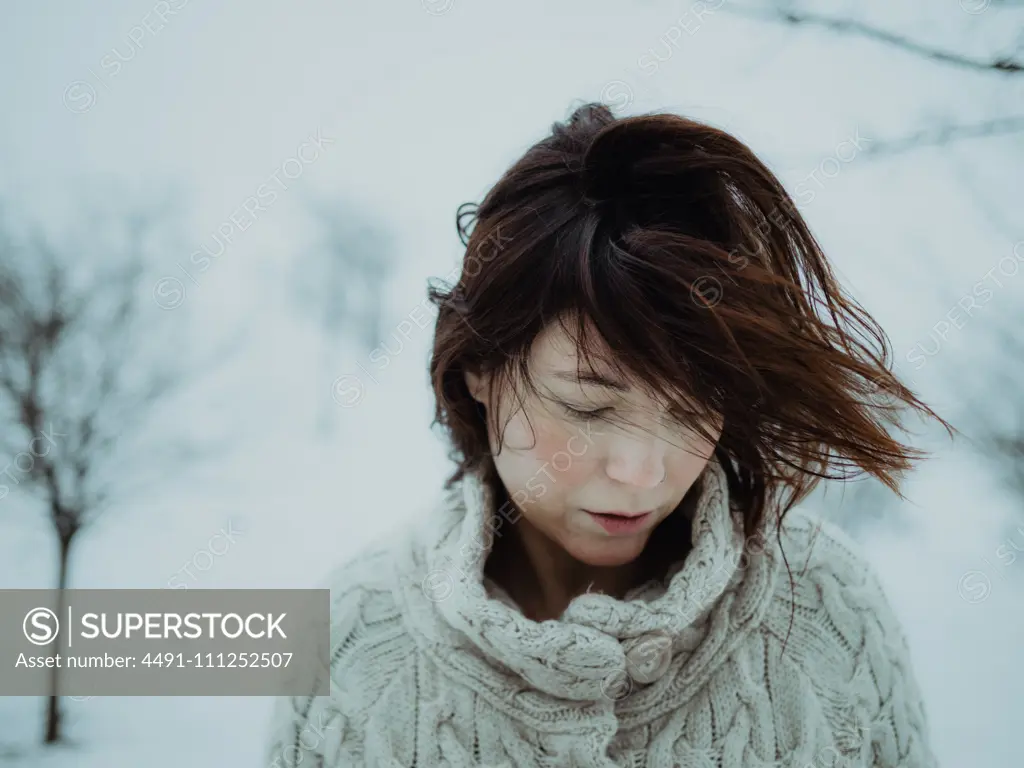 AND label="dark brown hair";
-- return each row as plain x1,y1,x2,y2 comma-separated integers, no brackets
427,102,955,539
